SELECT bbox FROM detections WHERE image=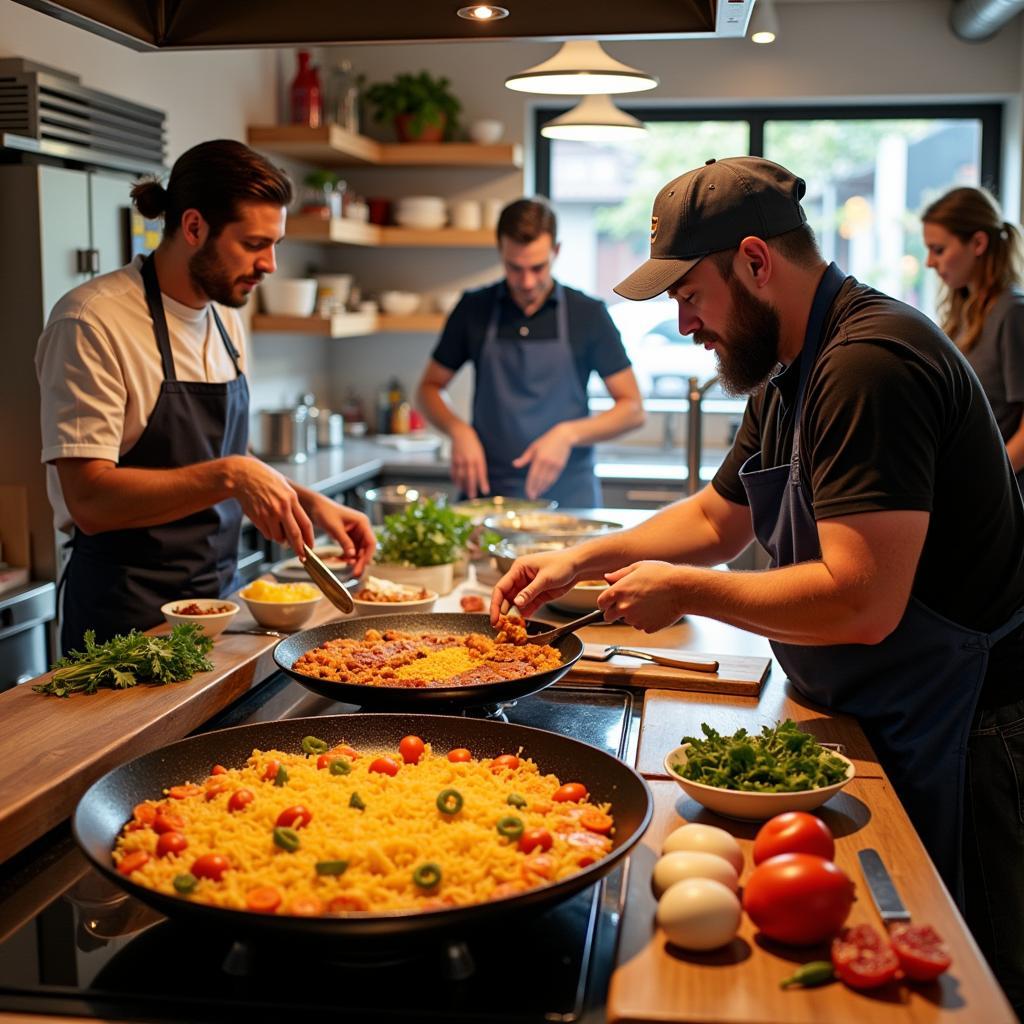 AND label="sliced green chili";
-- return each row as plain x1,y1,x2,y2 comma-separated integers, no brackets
301,735,329,755
349,791,366,810
173,872,198,895
780,961,835,989
273,826,301,852
273,764,289,787
412,862,442,889
436,788,464,815
496,815,524,840
506,793,528,809
329,757,352,776
315,859,349,876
